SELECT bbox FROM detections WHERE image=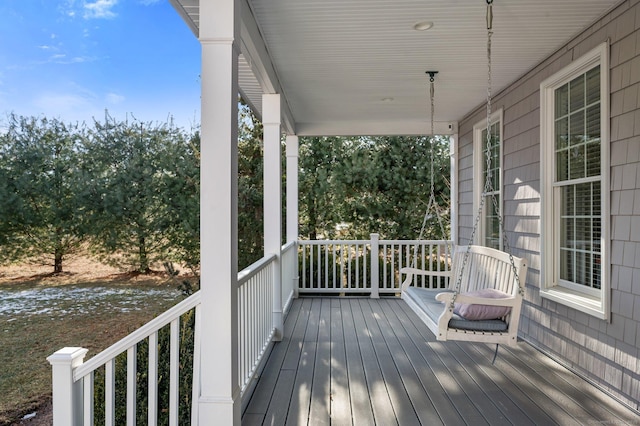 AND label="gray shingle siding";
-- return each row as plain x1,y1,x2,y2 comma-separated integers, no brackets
457,0,640,411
